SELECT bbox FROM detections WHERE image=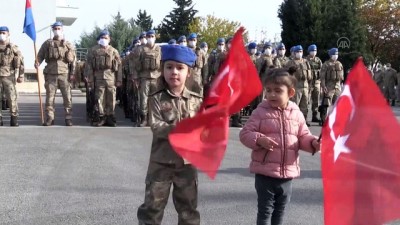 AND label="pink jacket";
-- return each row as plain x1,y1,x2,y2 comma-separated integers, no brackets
239,100,316,179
